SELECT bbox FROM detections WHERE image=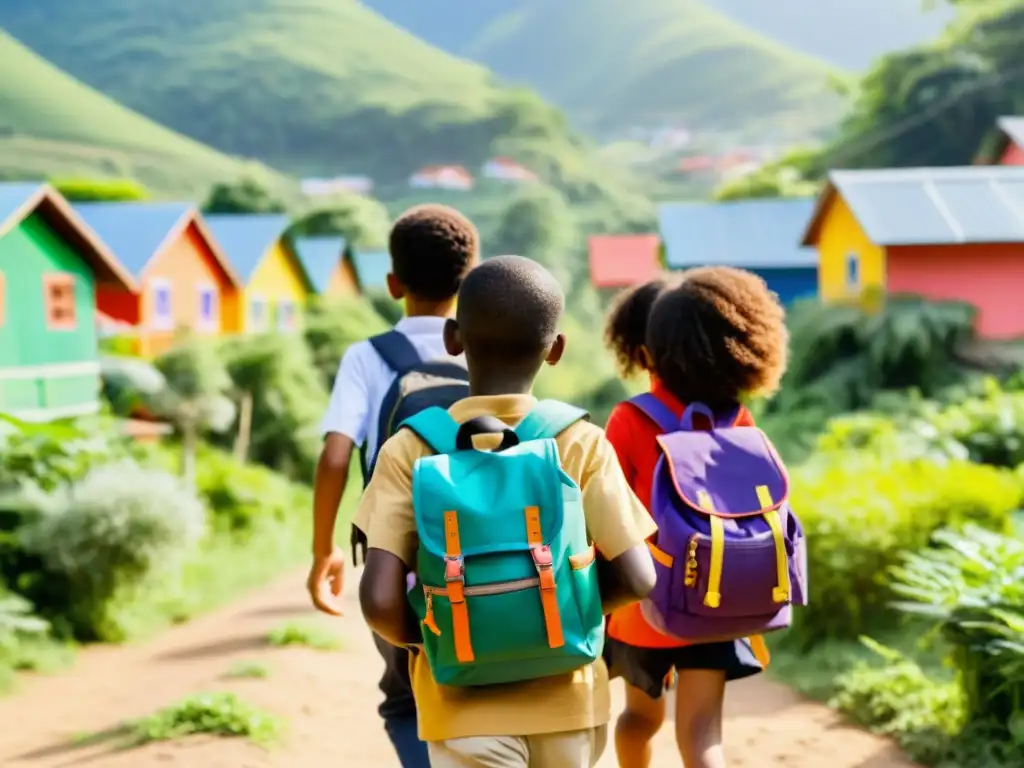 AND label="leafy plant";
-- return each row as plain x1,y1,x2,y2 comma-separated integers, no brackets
19,463,206,641
225,661,269,679
302,297,388,390
0,588,49,655
128,692,282,745
267,622,342,651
